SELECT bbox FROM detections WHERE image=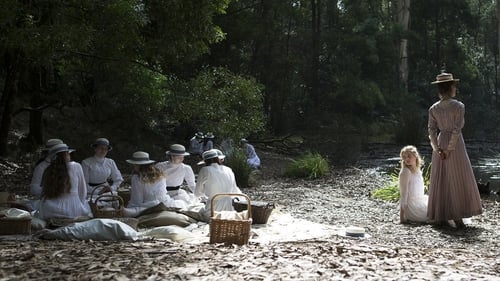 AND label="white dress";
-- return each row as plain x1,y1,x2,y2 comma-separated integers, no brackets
399,167,428,222
81,156,124,197
156,161,196,204
36,162,91,220
195,163,242,221
30,158,50,199
243,143,260,169
189,137,203,155
127,175,186,212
